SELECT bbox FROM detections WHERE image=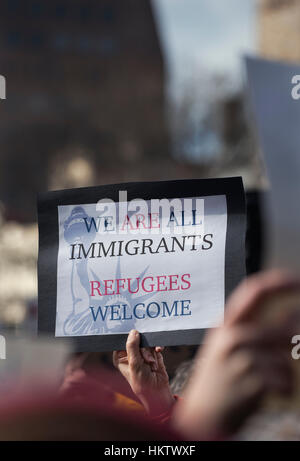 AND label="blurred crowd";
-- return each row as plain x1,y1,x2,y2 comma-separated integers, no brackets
0,269,299,440
0,0,300,441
